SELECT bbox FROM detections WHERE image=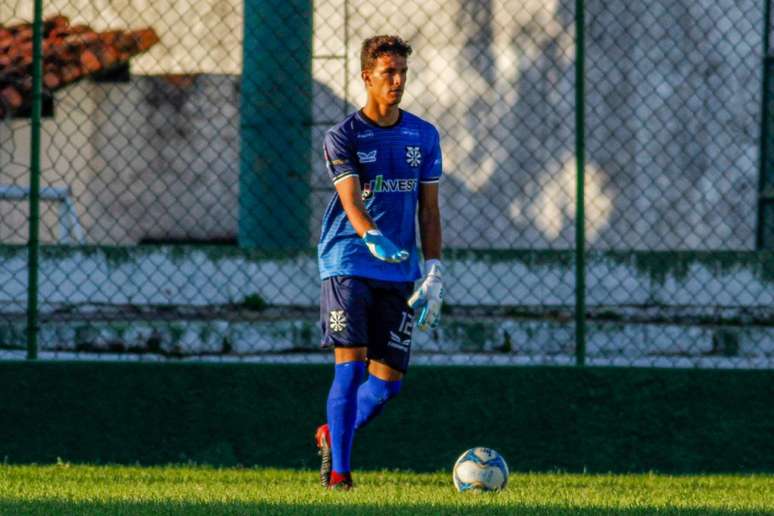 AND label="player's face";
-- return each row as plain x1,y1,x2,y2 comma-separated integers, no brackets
363,54,408,106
